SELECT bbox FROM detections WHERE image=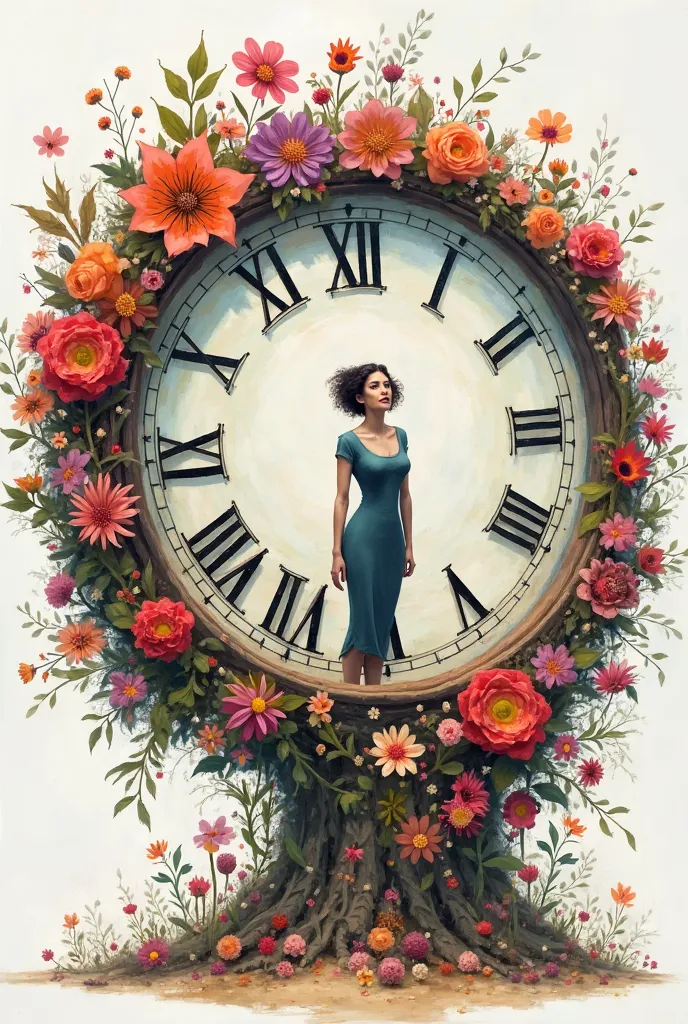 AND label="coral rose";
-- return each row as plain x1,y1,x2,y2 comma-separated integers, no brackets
131,597,195,662
565,222,624,279
37,311,128,403
458,668,551,760
521,206,566,249
422,122,490,184
65,241,122,301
